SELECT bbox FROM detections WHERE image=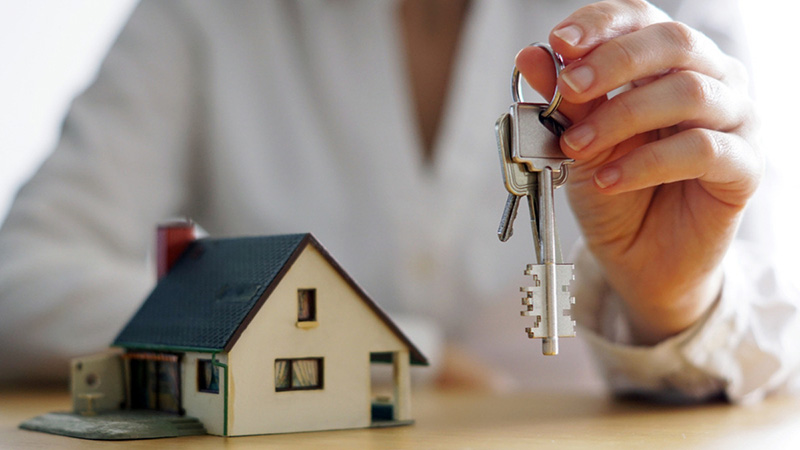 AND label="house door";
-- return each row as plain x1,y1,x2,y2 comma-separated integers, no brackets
127,352,182,414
